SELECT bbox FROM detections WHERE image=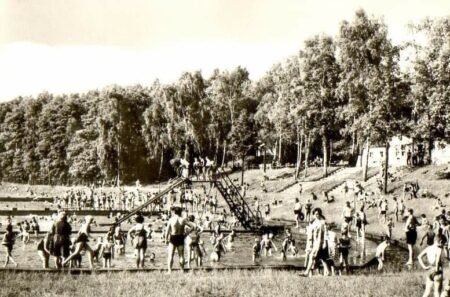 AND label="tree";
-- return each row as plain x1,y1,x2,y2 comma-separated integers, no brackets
300,35,341,177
